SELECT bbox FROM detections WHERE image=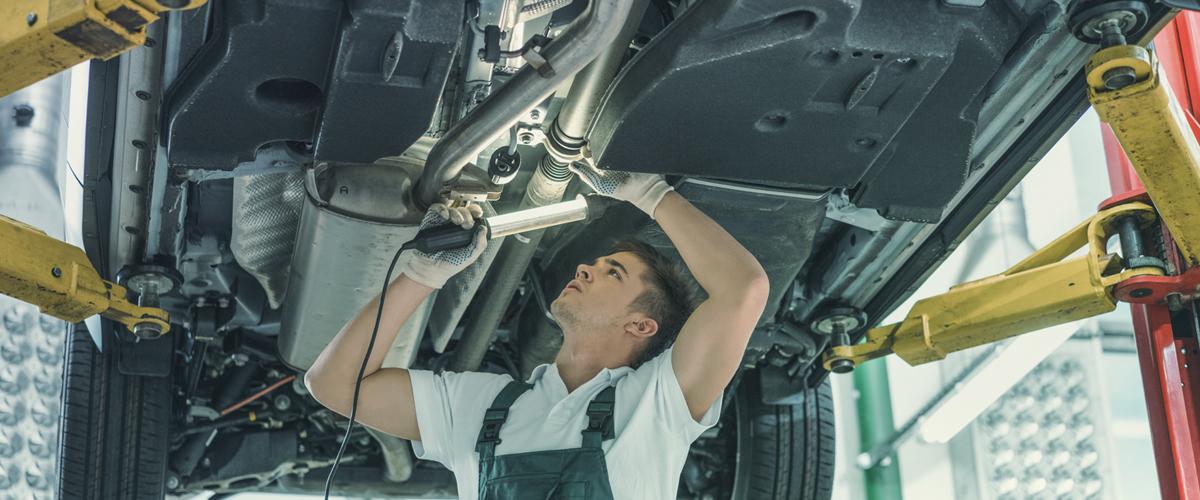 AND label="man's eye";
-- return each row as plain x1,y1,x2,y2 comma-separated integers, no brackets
609,269,619,278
